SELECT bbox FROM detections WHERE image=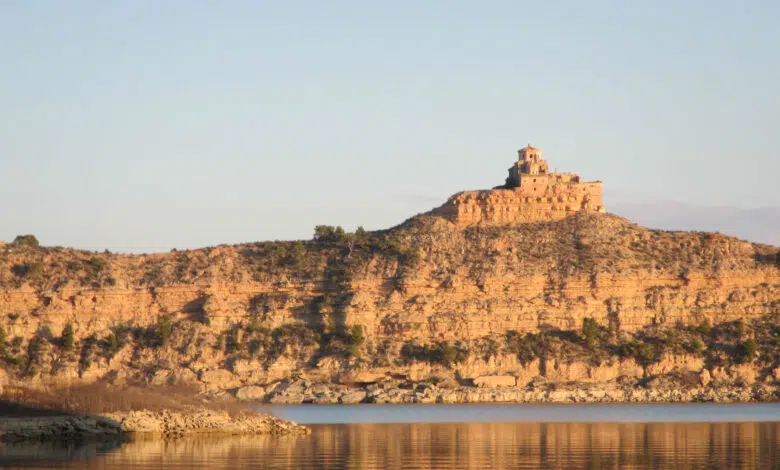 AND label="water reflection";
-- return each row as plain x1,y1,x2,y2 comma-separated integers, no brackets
2,422,777,469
